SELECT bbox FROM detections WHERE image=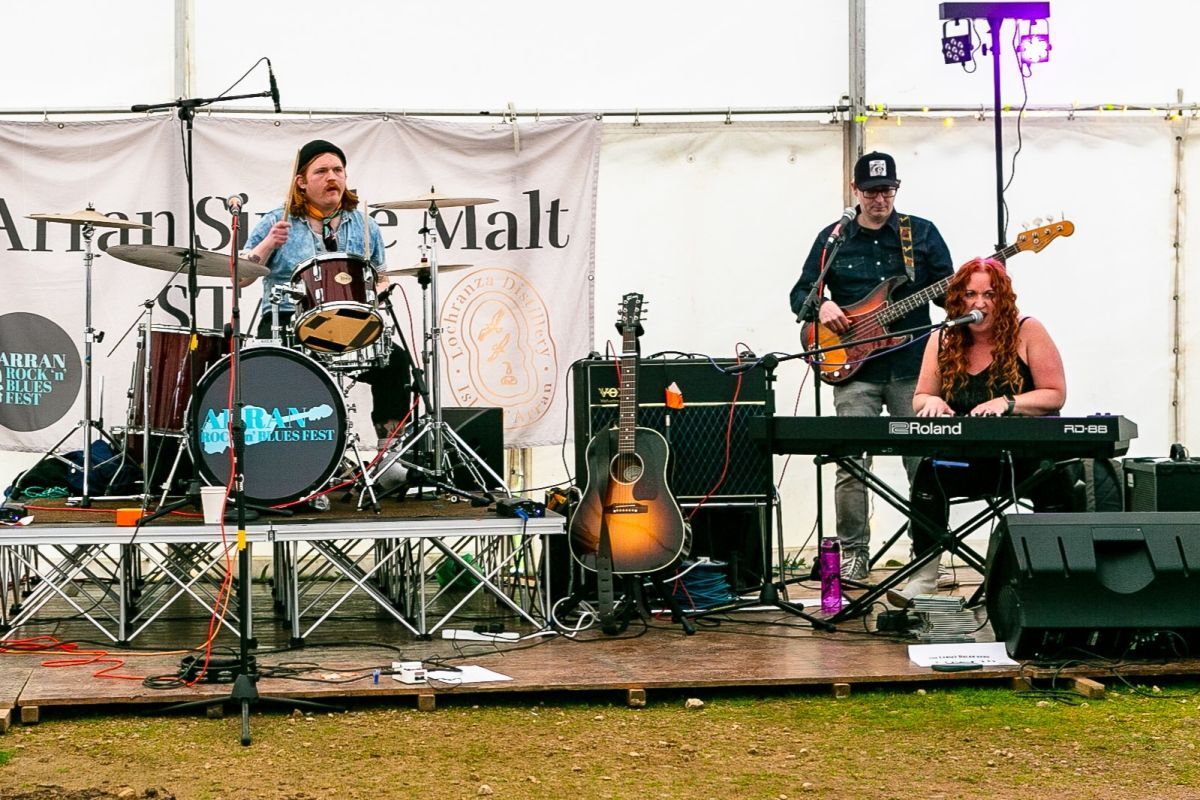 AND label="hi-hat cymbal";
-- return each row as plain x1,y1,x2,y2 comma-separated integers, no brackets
382,262,474,277
27,209,151,230
370,191,497,211
106,244,269,279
